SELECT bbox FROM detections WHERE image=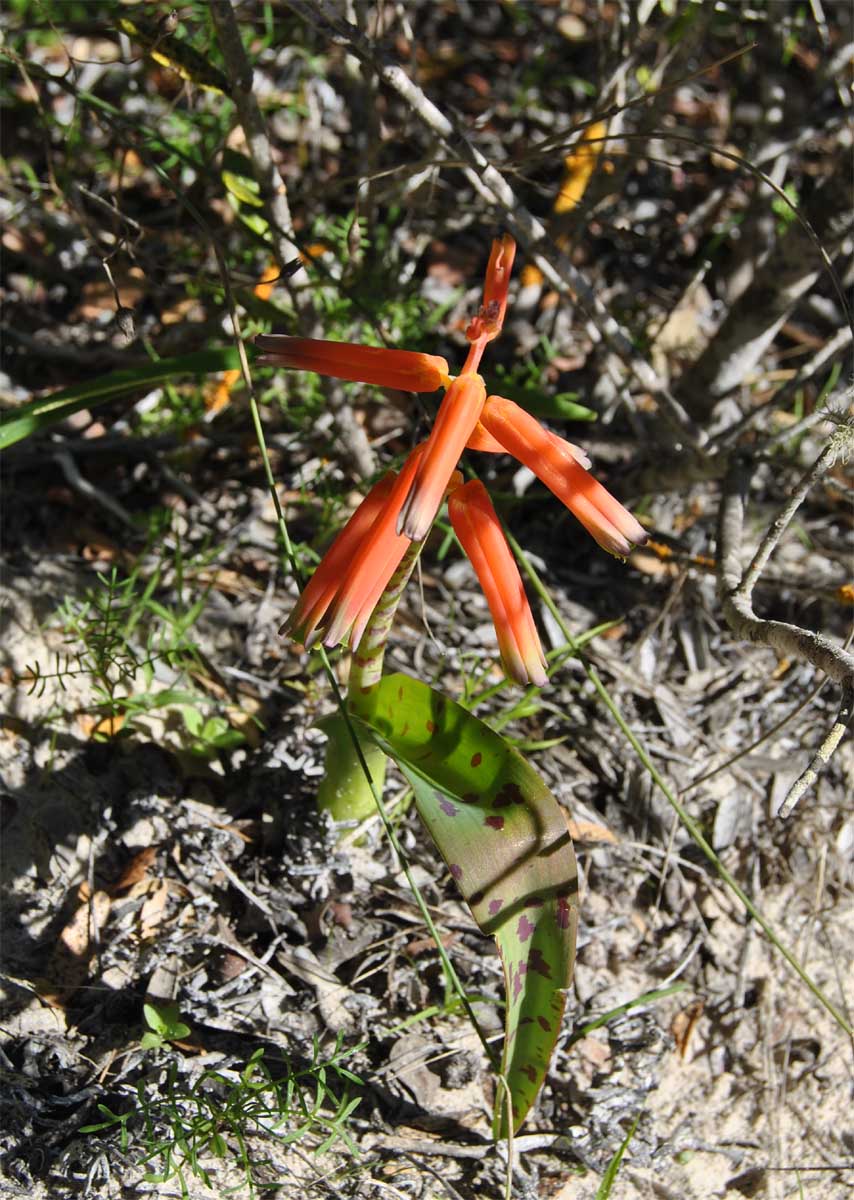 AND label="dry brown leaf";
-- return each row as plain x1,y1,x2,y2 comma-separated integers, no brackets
630,548,680,579
2,227,29,253
139,879,171,939
192,567,263,597
203,368,241,415
671,999,704,1060
404,930,459,957
113,846,157,893
566,818,617,844
253,260,280,302
76,712,124,739
554,121,607,214
225,708,261,748
160,297,204,325
39,890,112,1007
575,1033,612,1069
93,713,125,738
599,622,628,641
72,270,145,321
519,263,544,288
81,538,123,563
